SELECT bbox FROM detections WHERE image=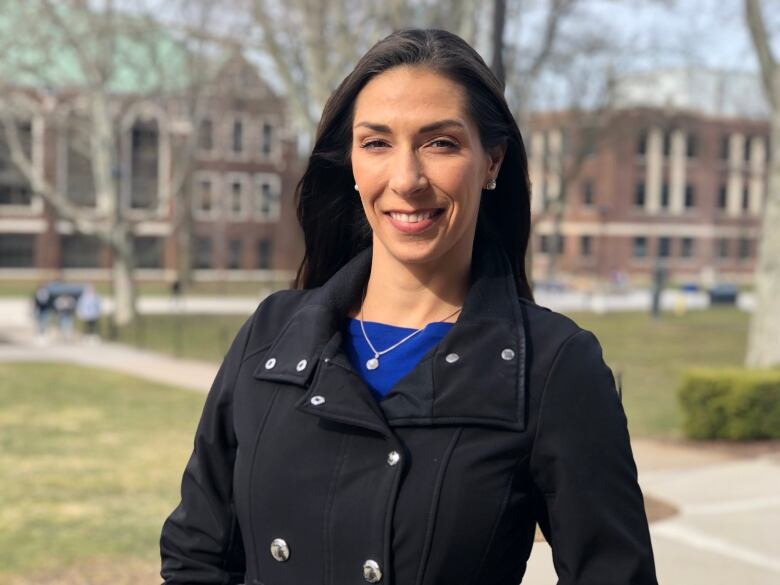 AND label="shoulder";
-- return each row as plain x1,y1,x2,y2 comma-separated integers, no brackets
240,288,318,354
518,297,609,388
